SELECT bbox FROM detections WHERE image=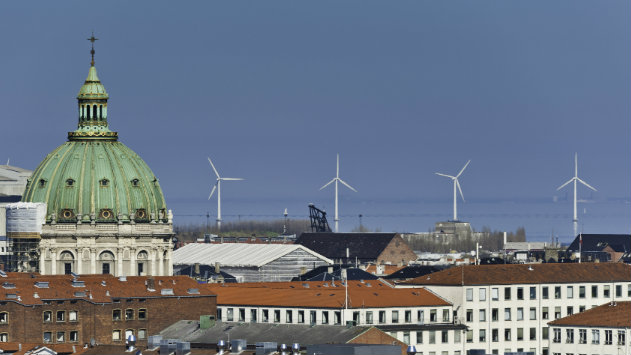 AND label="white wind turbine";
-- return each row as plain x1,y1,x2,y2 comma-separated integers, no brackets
557,153,596,238
320,154,357,233
435,160,471,221
207,157,244,231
